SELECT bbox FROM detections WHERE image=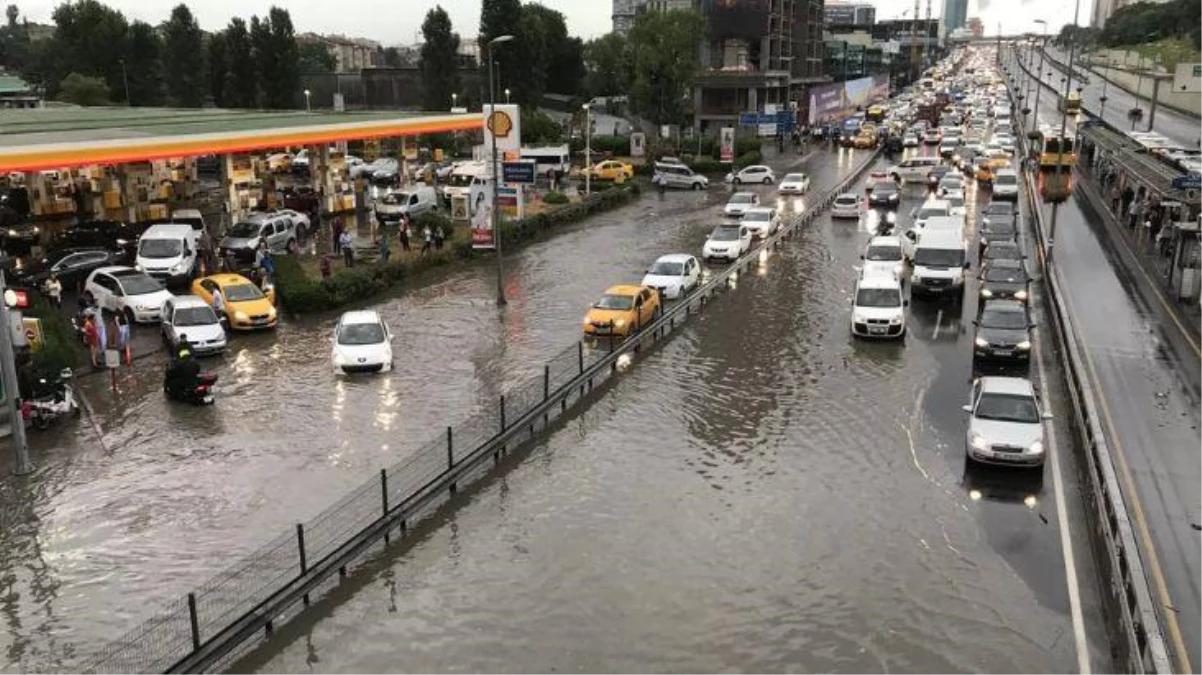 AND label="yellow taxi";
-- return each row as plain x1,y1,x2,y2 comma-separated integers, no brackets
976,156,1012,183
588,160,634,183
852,131,877,149
191,273,278,331
582,284,661,338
